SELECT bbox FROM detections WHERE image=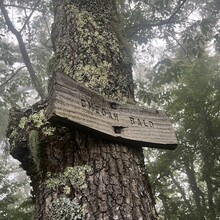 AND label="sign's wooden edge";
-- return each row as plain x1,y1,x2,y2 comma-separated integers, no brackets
46,72,178,150
47,112,177,150
50,72,167,116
